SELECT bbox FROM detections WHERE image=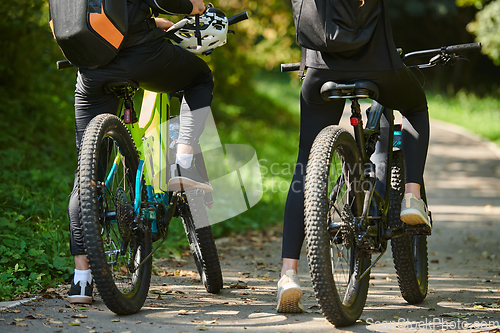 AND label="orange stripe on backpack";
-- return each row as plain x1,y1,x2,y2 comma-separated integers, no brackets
89,5,124,49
